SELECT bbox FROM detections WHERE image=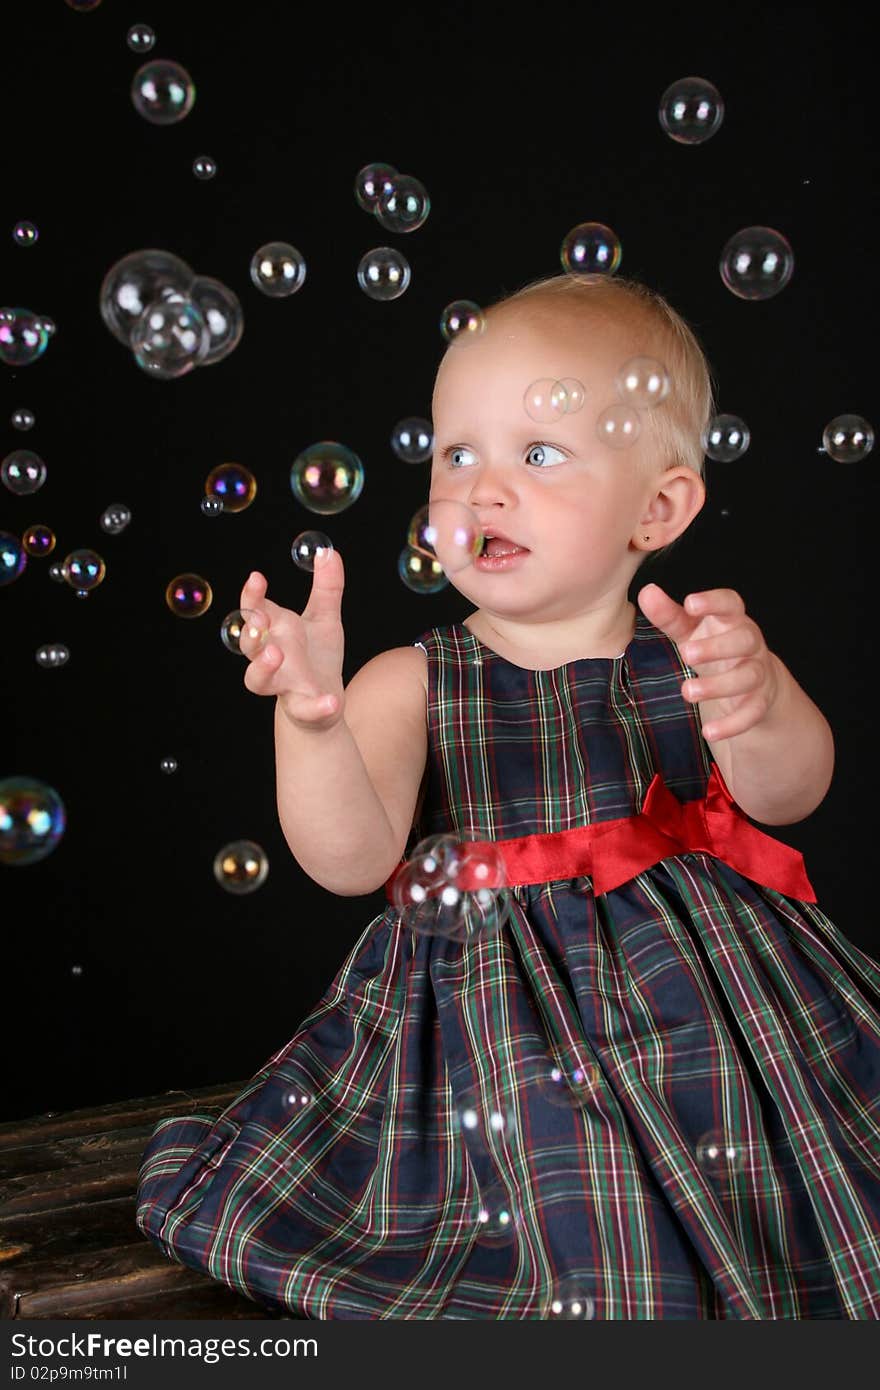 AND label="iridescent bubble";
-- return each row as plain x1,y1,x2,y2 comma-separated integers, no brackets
397,546,447,594
37,316,56,338
534,1046,601,1109
473,1179,520,1248
290,441,364,515
131,296,210,379
188,277,243,363
356,247,411,301
0,308,52,367
36,644,70,670
127,23,156,53
291,530,333,571
0,533,28,586
354,162,398,213
221,608,269,655
63,549,106,595
391,417,433,464
200,496,224,516
250,242,306,297
702,413,750,462
99,503,132,535
11,408,35,431
720,226,794,300
131,59,196,125
22,524,55,557
822,414,874,463
213,840,269,895
389,831,512,943
545,1276,596,1321
409,499,481,576
597,403,641,449
48,563,66,583
160,757,178,775
99,249,195,348
523,378,568,423
12,221,38,248
560,222,622,275
0,777,67,867
193,155,217,180
696,1130,745,1178
374,173,431,233
454,1084,519,1157
658,76,725,145
557,378,586,413
165,574,212,618
205,462,257,513
439,300,485,344
1,450,46,495
615,356,670,409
